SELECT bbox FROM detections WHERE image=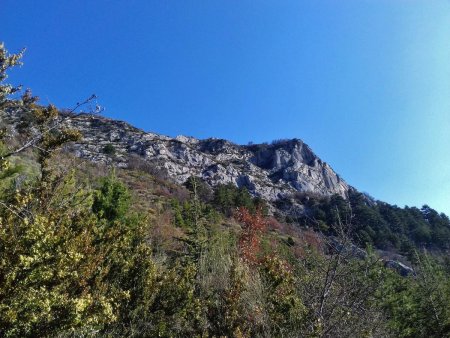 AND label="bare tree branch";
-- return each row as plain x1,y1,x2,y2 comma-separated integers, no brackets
1,94,96,159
